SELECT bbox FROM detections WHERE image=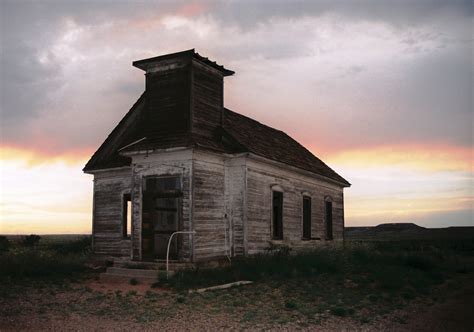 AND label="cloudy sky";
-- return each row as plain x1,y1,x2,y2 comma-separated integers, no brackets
1,0,472,234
